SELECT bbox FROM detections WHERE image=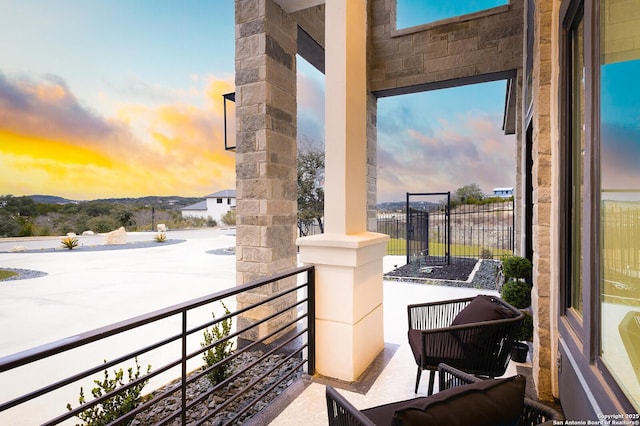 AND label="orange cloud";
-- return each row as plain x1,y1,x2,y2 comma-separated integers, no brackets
0,71,236,199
